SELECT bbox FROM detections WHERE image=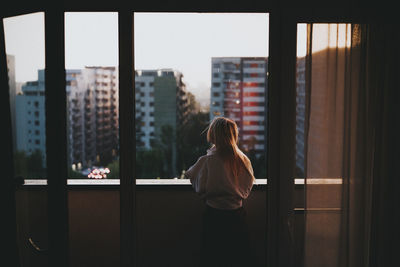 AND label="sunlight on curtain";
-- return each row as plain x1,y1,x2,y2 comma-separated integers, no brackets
303,23,372,267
